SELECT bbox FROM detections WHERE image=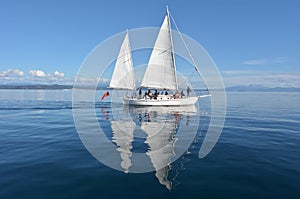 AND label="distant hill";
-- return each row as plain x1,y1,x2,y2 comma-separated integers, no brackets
0,84,73,90
226,85,300,92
